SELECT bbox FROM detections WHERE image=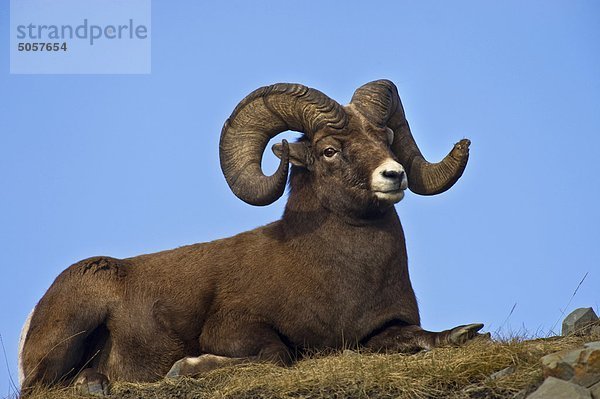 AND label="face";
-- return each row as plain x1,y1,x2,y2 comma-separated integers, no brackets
275,113,408,217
